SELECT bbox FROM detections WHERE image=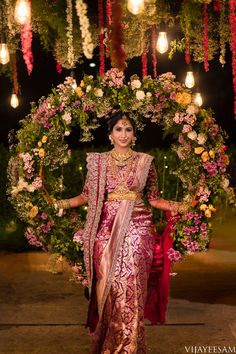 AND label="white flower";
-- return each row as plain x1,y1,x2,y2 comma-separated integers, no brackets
197,133,207,145
86,85,91,93
27,185,35,192
187,130,197,140
75,0,94,59
131,79,141,90
146,92,152,98
94,88,103,97
62,112,72,124
221,177,229,190
186,104,199,115
136,90,145,100
64,130,71,136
